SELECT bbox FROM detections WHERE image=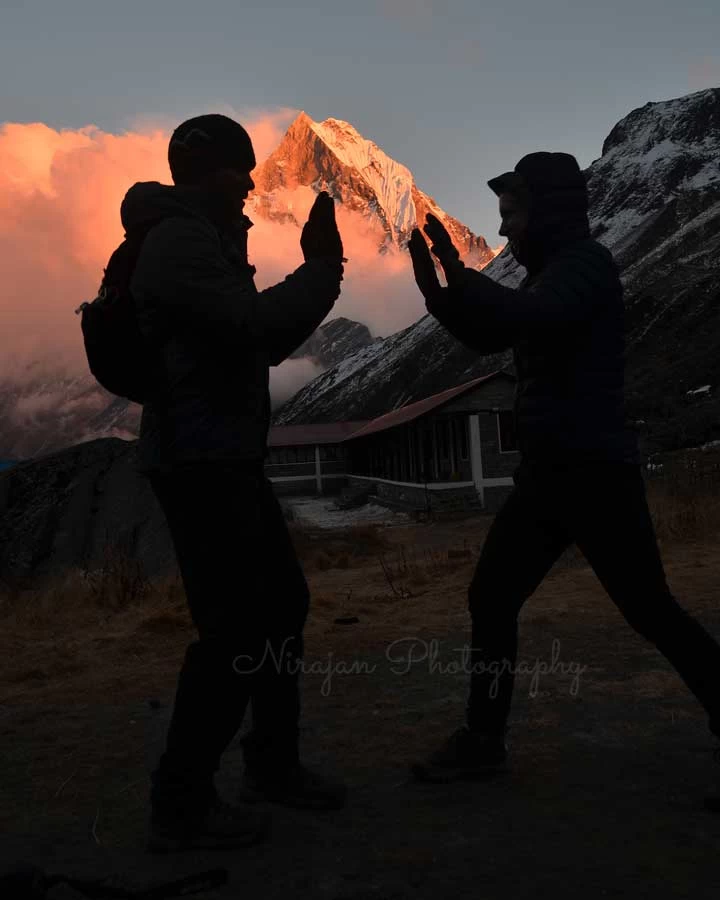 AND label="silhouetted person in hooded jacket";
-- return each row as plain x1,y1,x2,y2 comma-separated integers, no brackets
408,151,720,786
122,114,347,852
